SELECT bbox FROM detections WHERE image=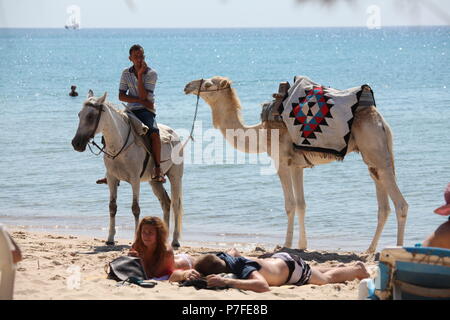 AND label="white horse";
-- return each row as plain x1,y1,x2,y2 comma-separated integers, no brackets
71,90,184,248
